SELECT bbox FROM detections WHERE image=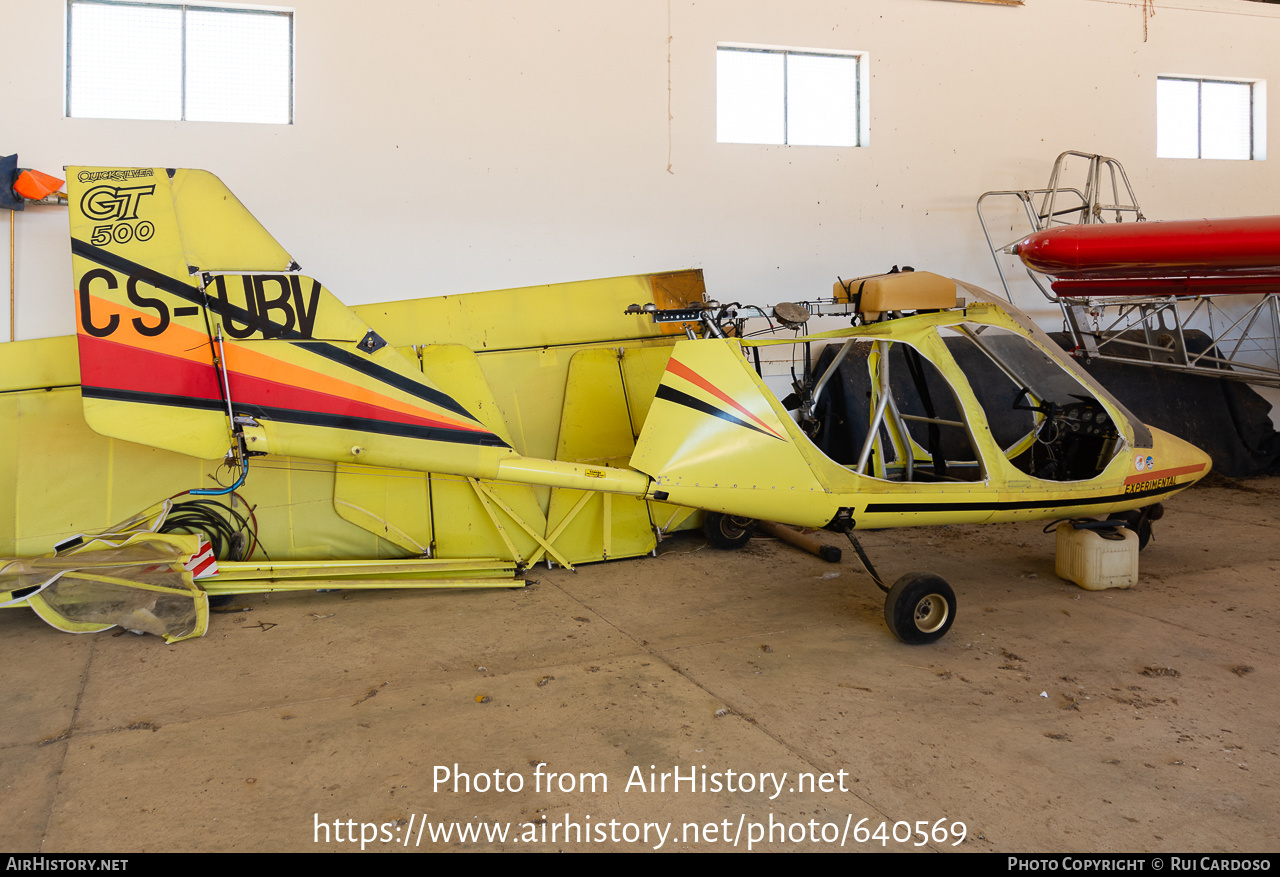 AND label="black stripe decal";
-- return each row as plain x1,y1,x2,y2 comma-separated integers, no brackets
863,481,1187,514
655,384,782,440
72,237,202,300
292,342,473,419
72,239,476,421
83,386,226,412
81,386,510,448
